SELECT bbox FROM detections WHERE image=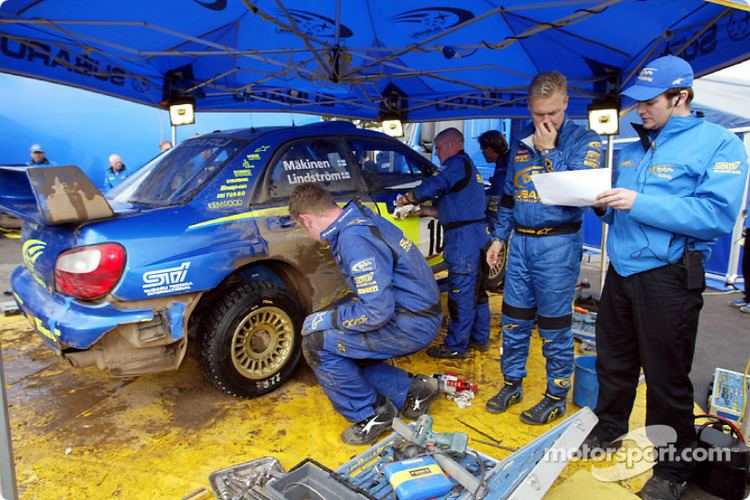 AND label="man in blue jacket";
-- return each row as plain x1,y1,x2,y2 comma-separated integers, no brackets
485,71,602,425
591,55,748,499
290,182,442,445
396,127,490,359
479,130,510,227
